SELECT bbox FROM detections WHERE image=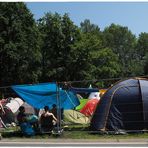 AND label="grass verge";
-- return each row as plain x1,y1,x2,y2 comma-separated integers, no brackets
1,125,148,140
